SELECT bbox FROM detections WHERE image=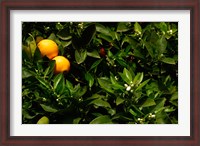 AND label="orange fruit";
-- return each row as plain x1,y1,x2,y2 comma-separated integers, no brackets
37,39,58,59
52,56,70,73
